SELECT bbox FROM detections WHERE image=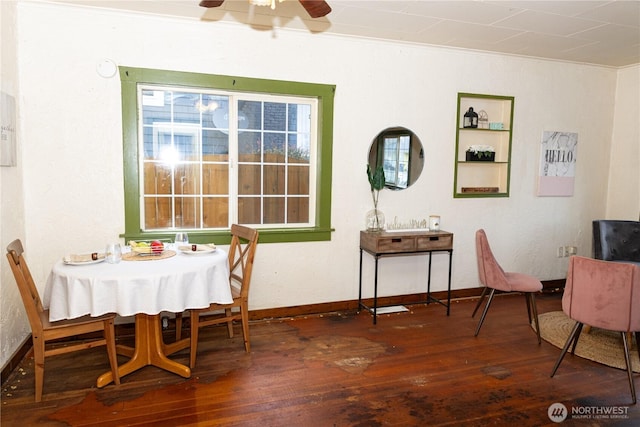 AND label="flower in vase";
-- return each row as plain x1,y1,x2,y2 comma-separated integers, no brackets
366,164,386,231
